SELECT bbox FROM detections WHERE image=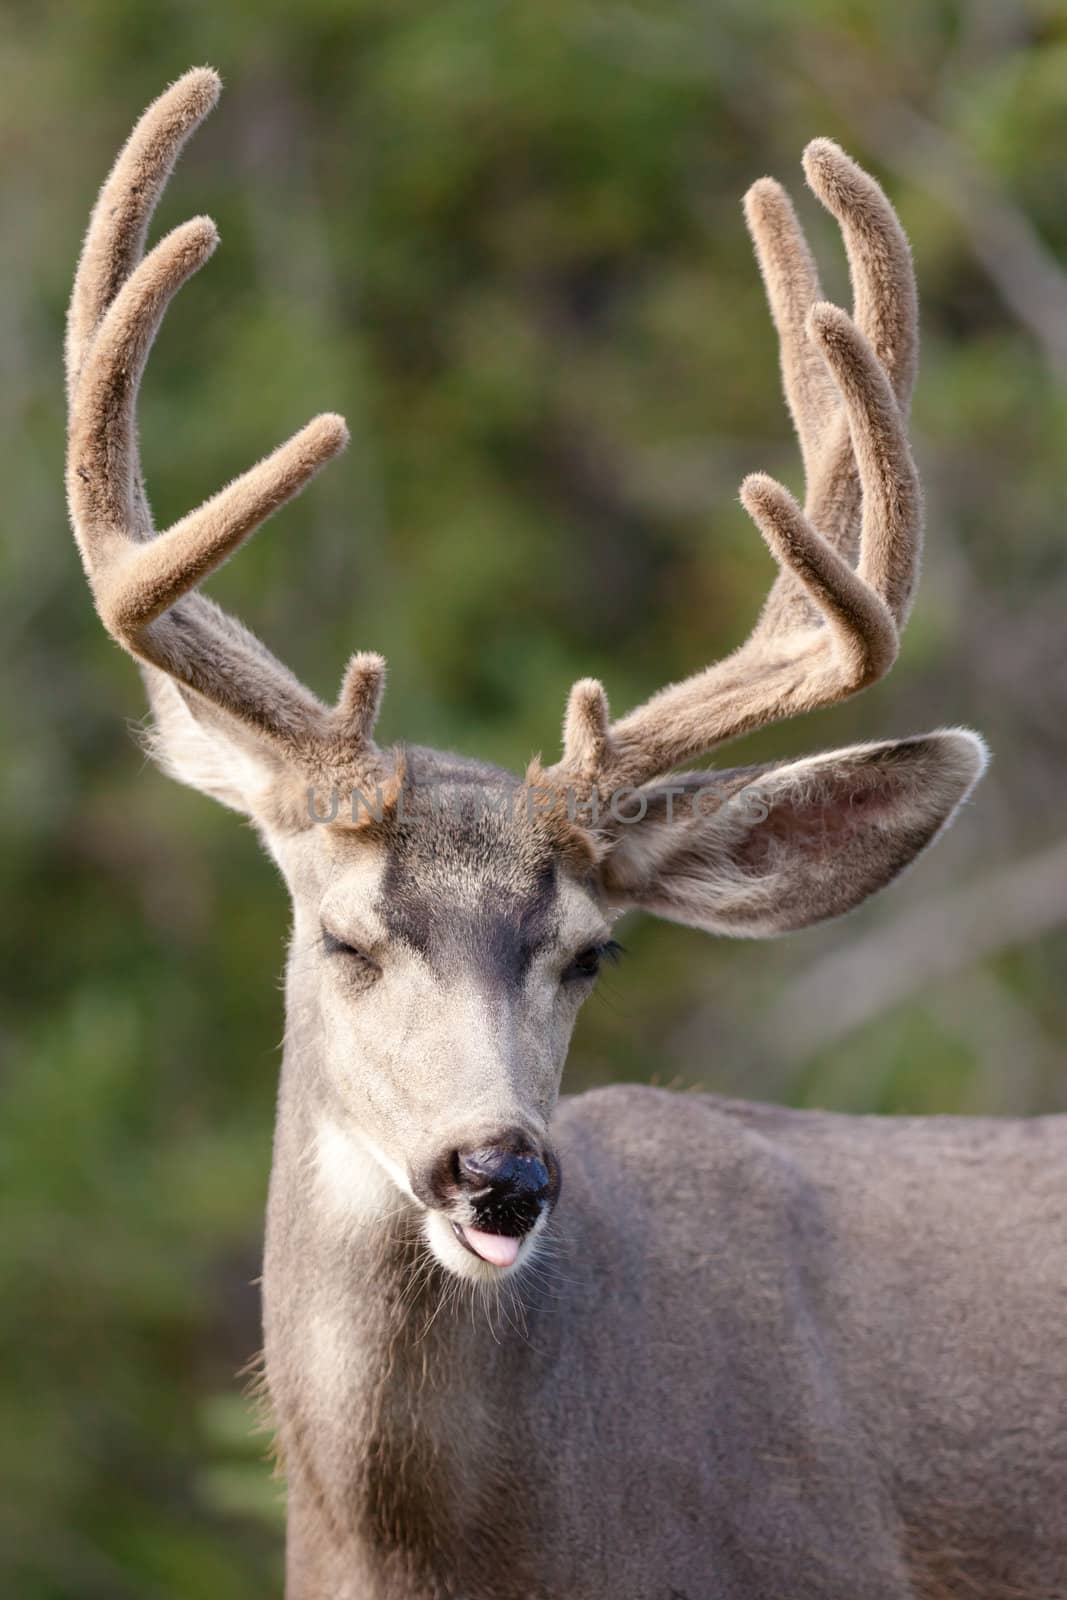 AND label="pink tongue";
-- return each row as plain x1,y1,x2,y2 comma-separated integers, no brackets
462,1227,521,1268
